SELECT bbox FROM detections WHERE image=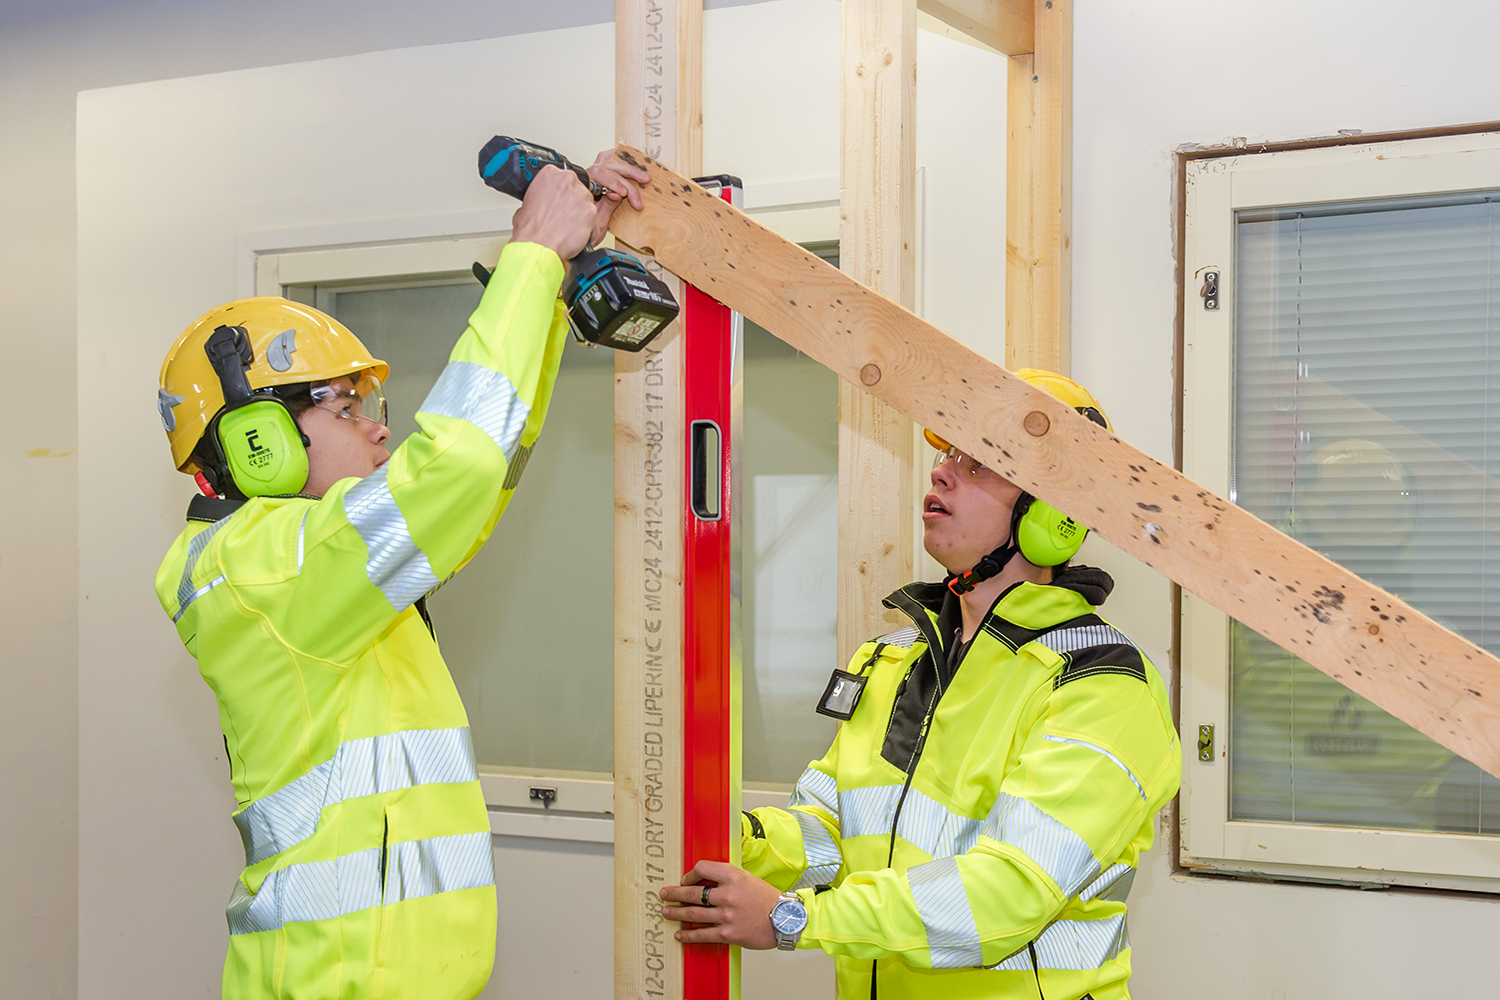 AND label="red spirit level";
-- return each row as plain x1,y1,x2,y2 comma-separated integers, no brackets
682,175,745,1000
